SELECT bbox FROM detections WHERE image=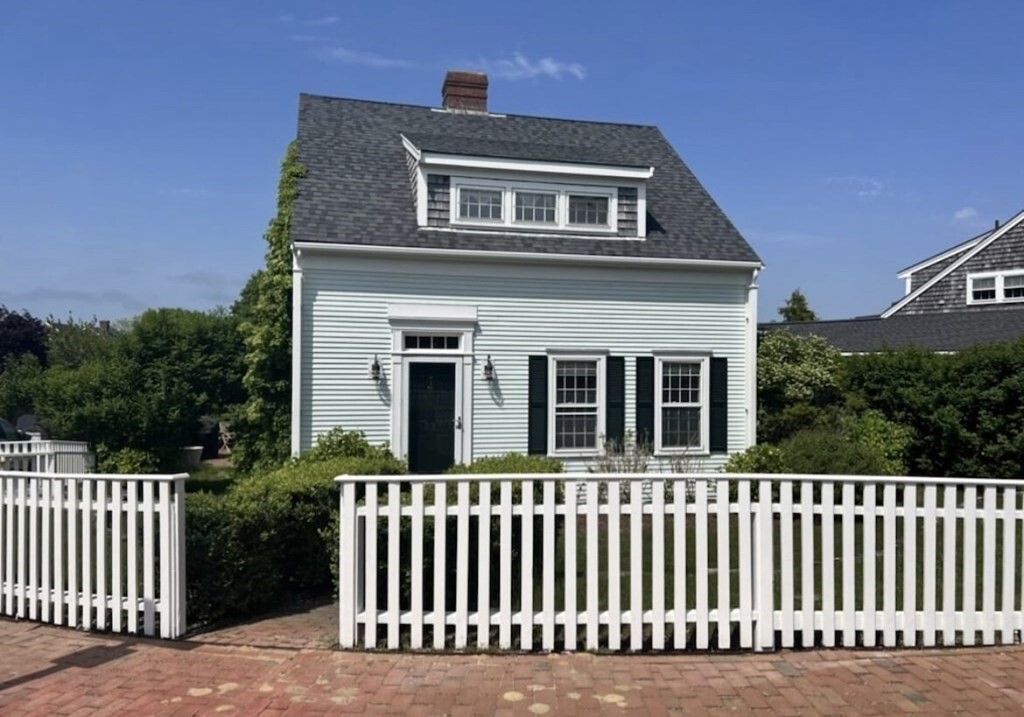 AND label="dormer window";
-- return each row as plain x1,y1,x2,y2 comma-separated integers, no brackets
403,134,653,238
514,191,557,224
458,188,502,221
568,195,610,227
450,179,619,234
